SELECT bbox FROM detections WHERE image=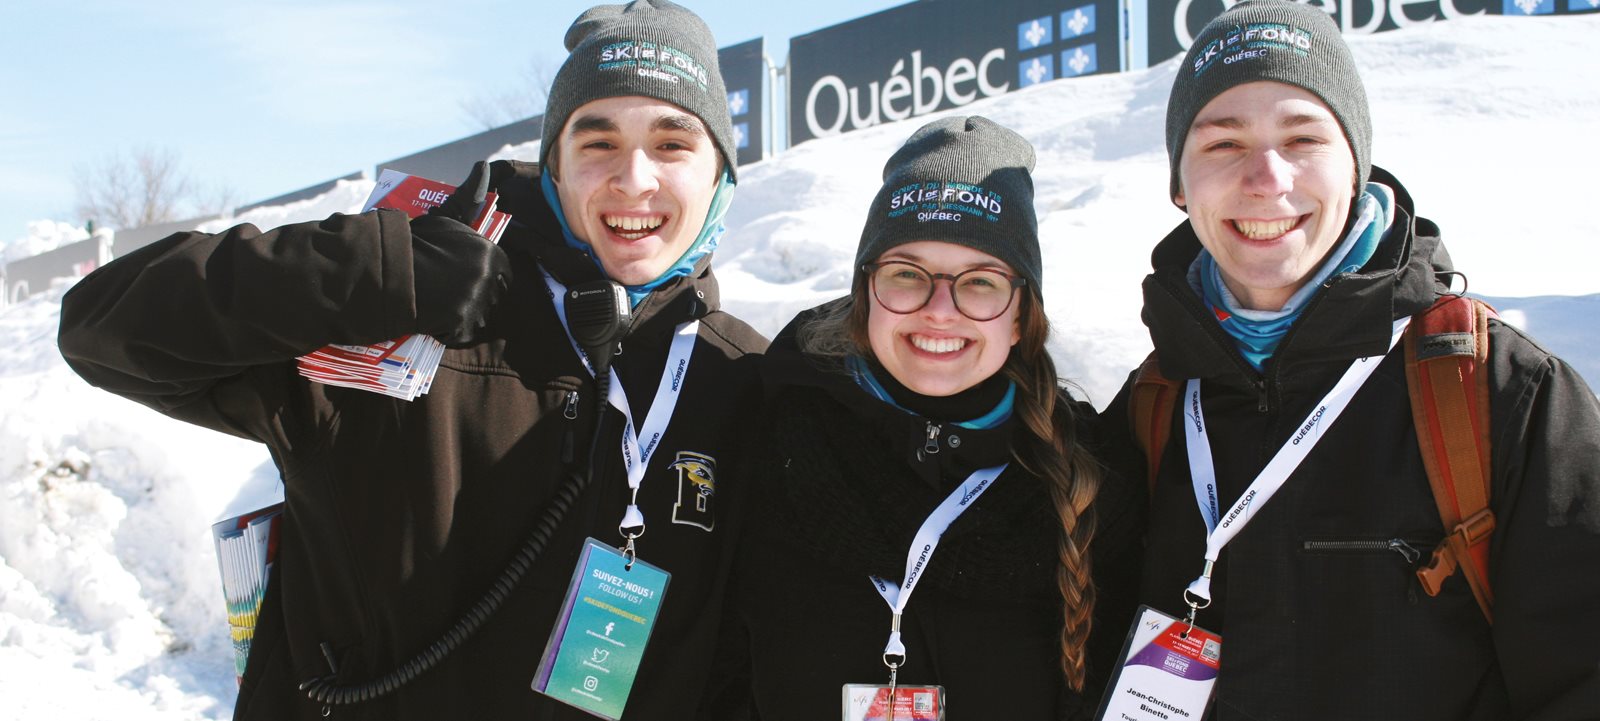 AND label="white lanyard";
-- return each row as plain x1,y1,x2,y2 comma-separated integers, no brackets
541,269,700,536
869,463,1008,666
1182,317,1409,614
